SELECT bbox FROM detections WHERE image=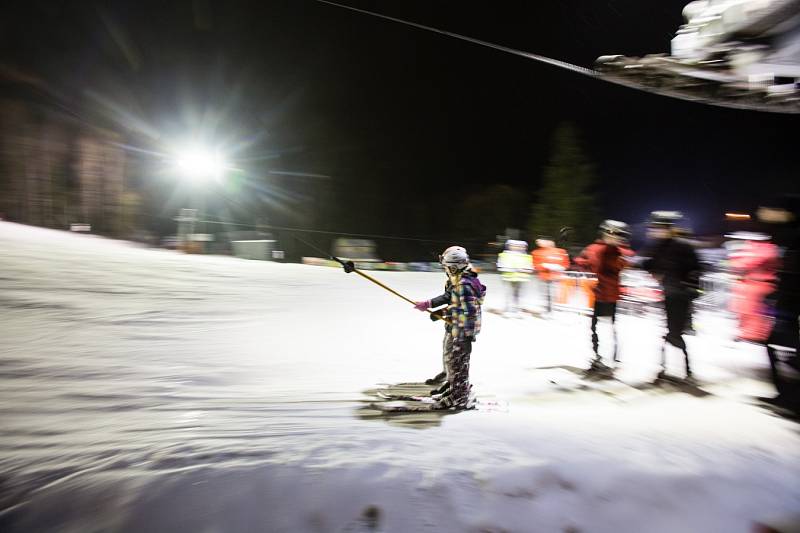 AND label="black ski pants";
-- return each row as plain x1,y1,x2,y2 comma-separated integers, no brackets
662,292,692,373
591,301,618,361
766,315,800,404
